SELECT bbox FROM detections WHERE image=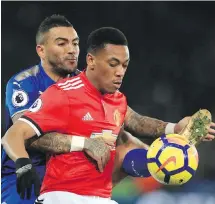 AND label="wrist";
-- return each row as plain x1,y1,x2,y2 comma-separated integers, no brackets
83,138,89,150
15,158,32,174
70,136,85,152
15,158,31,167
165,123,176,134
173,123,181,134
